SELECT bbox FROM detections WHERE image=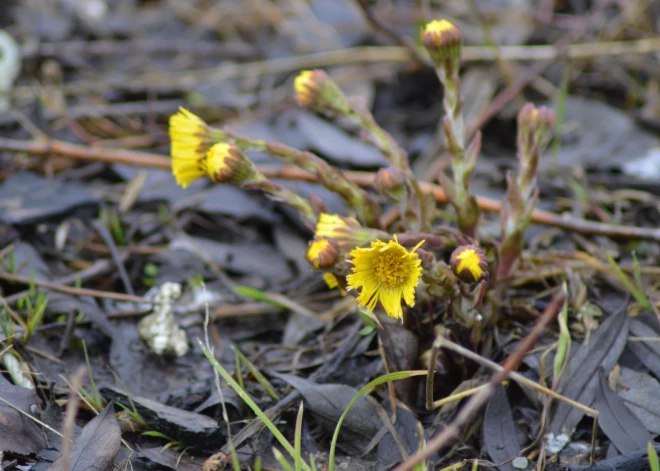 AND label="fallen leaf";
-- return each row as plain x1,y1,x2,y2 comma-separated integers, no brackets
593,369,650,454
50,403,121,471
0,375,47,455
275,372,381,451
484,386,522,471
548,310,629,446
617,367,660,435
